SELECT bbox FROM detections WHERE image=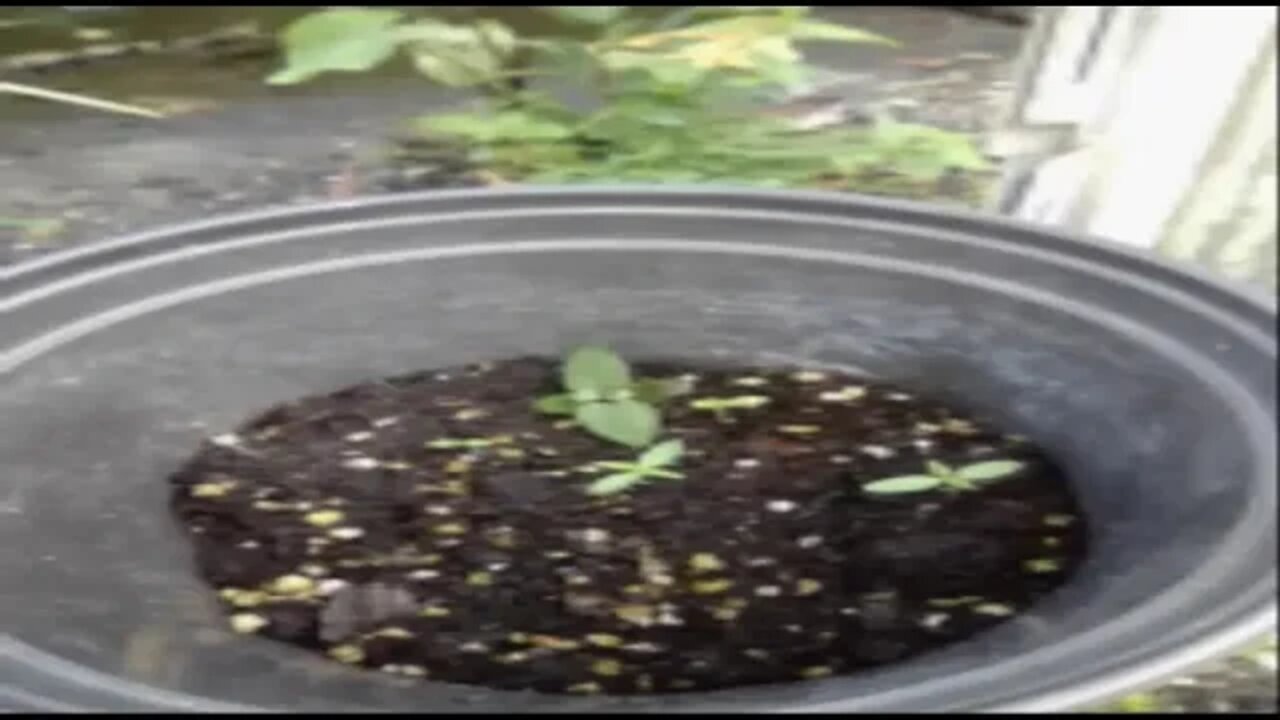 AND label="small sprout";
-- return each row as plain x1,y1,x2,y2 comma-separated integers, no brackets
614,604,656,626
818,386,866,402
586,633,624,648
863,459,1026,495
591,659,624,677
191,480,238,498
688,553,725,573
973,602,1015,617
744,648,771,660
407,569,439,580
1024,558,1061,574
776,424,822,435
426,436,510,451
586,439,685,496
459,641,489,653
755,584,782,598
328,527,365,540
304,510,345,527
344,431,373,442
433,522,469,536
270,575,315,596
229,613,269,634
691,579,733,595
424,504,453,516
210,433,241,447
370,627,414,639
1043,514,1075,527
252,499,292,511
733,458,760,469
800,665,833,679
328,644,365,664
795,579,823,596
341,457,380,471
497,651,531,664
373,416,399,428
419,605,451,618
690,395,771,421
797,535,824,549
567,681,603,695
534,346,680,448
466,571,494,586
495,447,525,460
731,376,769,387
